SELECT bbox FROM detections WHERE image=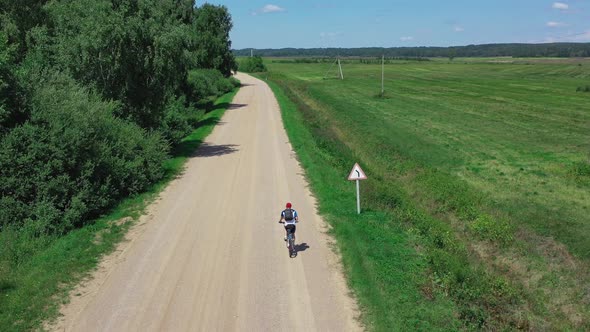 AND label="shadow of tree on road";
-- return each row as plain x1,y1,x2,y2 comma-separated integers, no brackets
202,102,248,114
228,103,248,110
193,143,239,158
